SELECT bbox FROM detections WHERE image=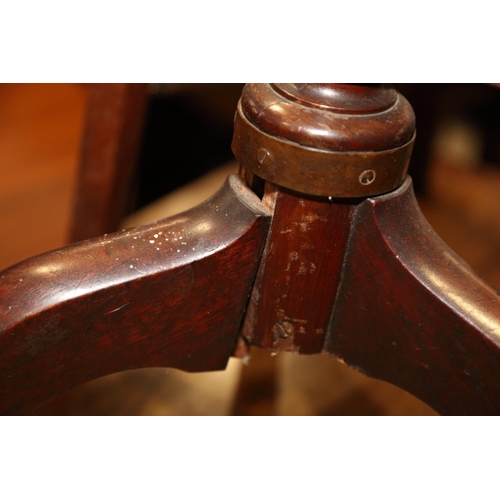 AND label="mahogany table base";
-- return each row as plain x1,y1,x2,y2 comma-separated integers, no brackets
1,84,499,415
